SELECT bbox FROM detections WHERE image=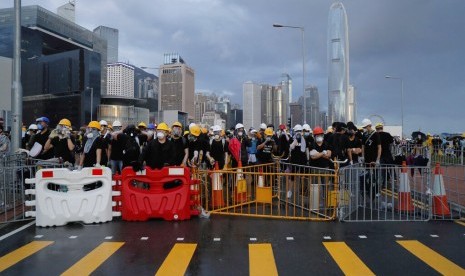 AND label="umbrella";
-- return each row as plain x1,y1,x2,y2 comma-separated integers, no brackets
411,131,426,141
228,137,241,162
